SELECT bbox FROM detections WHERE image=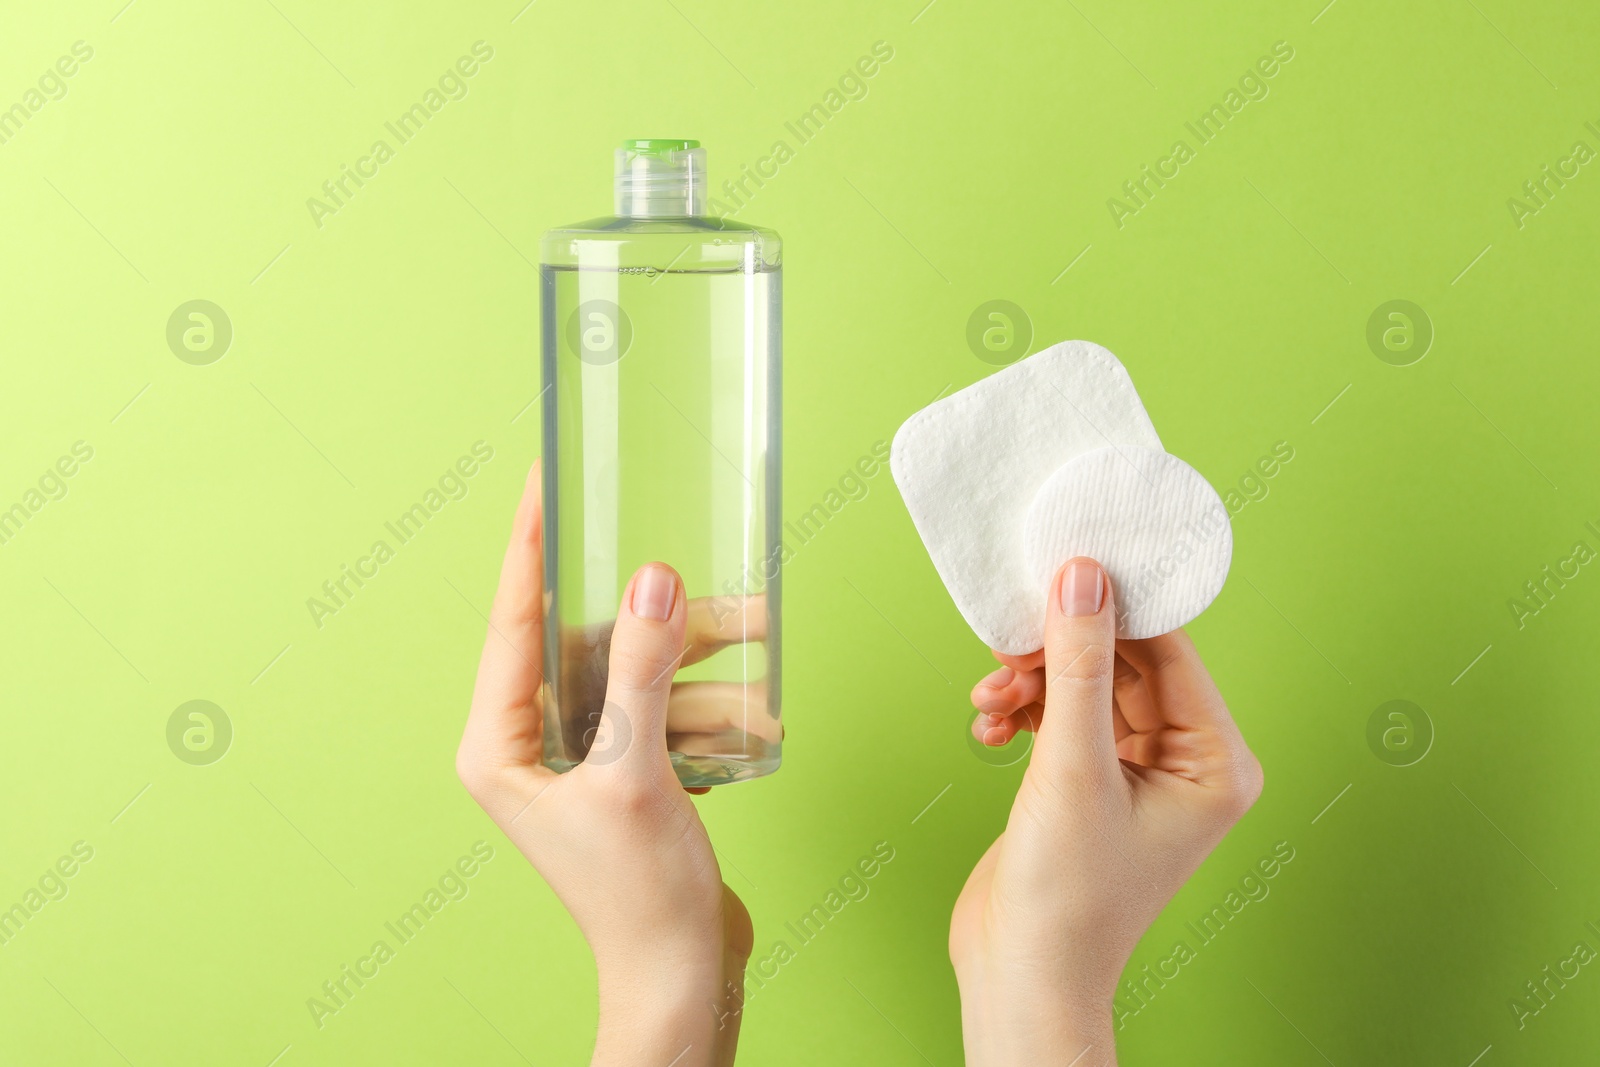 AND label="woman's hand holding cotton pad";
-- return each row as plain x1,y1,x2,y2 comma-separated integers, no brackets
890,340,1231,651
